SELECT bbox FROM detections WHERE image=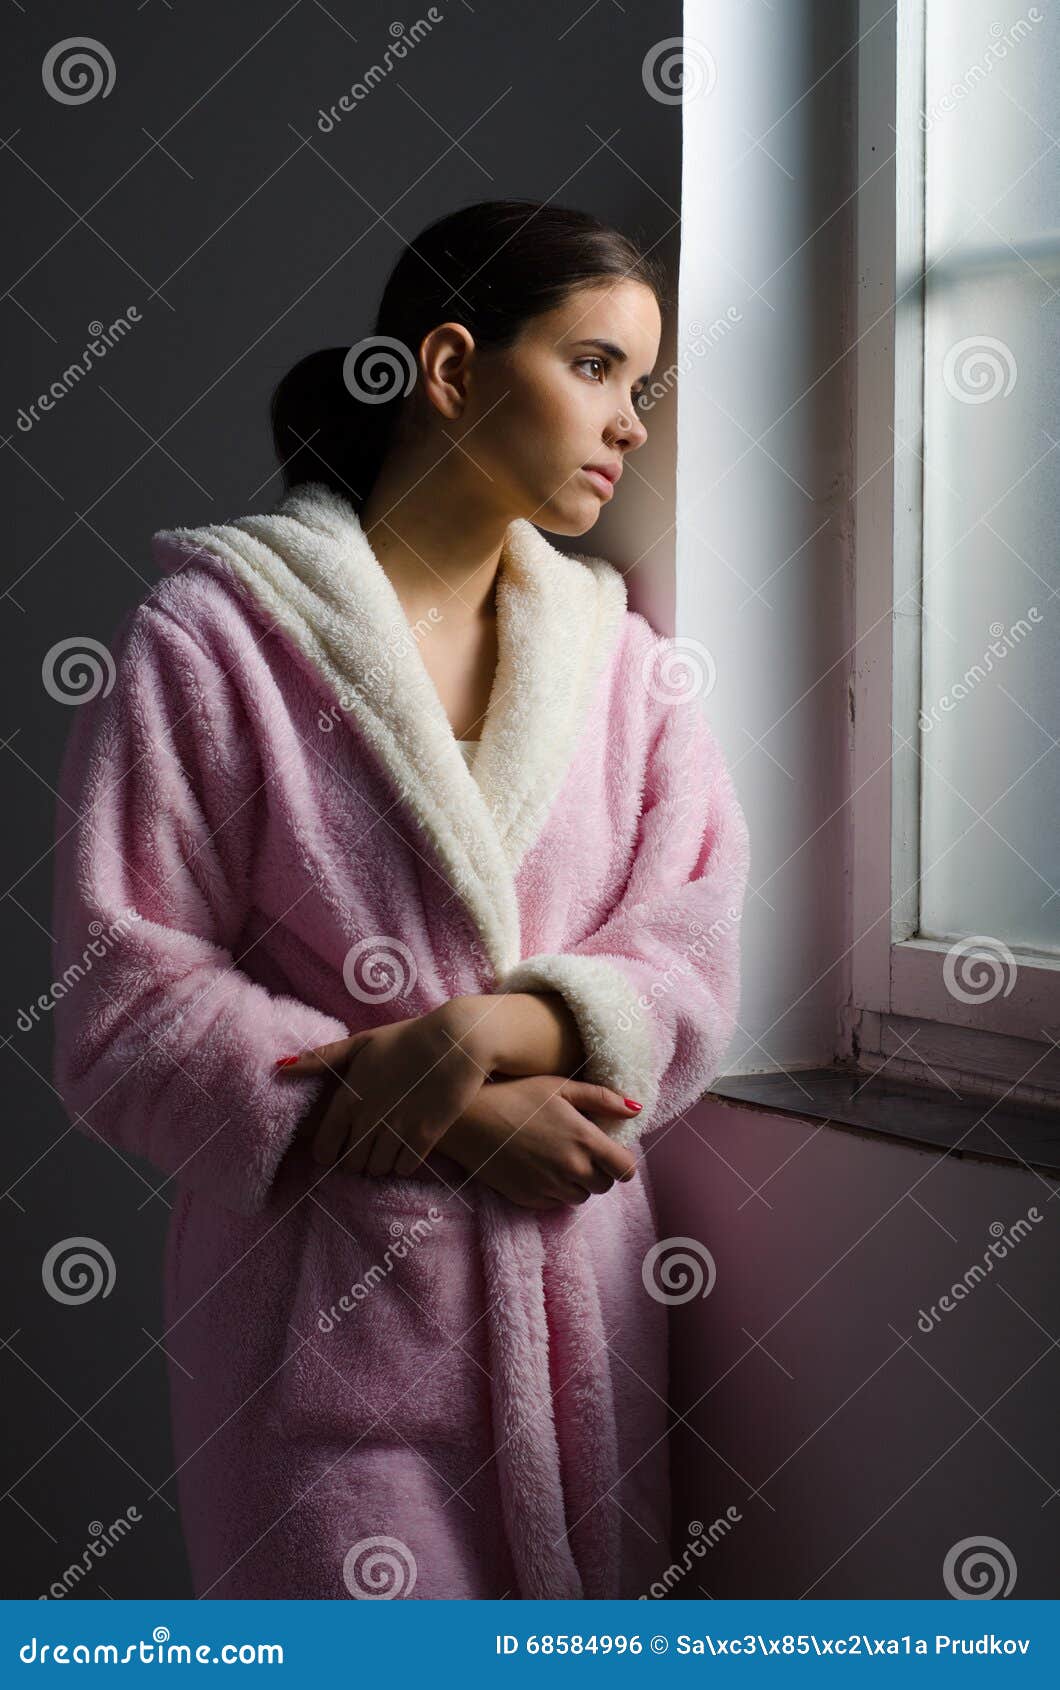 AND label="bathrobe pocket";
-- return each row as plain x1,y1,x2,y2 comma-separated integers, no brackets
266,1171,493,1454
